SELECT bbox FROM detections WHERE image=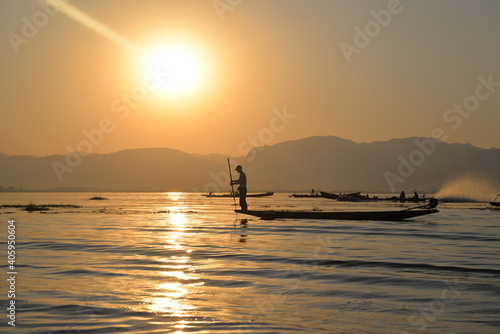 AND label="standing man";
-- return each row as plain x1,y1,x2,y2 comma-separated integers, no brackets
232,165,247,211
